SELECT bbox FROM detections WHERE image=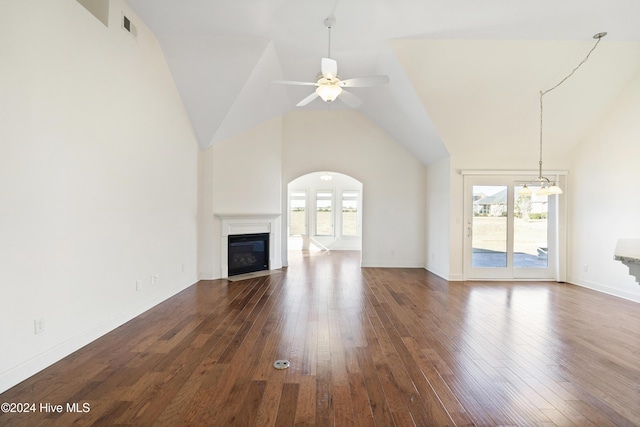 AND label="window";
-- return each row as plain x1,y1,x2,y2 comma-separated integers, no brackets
289,191,307,235
315,191,333,236
341,191,359,236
